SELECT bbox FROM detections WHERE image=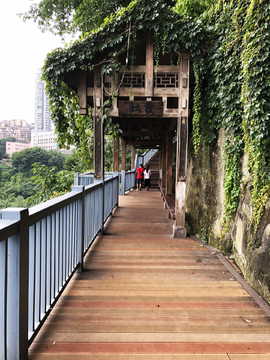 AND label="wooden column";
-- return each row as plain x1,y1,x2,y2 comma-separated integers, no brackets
121,138,126,171
165,132,173,195
159,147,163,185
94,66,103,179
78,73,87,115
162,142,166,188
174,52,190,238
146,31,154,98
113,134,119,172
131,145,135,170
